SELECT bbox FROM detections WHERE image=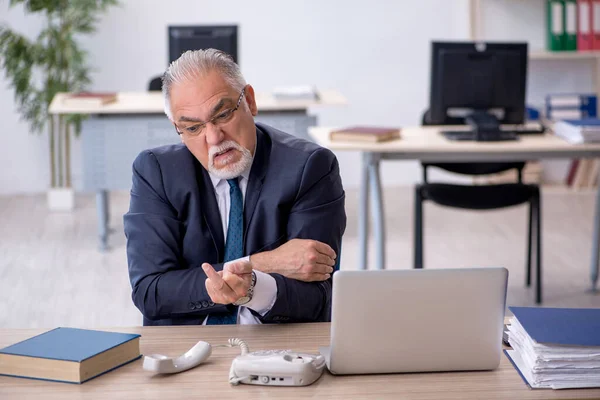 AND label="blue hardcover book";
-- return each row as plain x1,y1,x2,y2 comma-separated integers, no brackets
504,307,600,389
0,327,141,384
